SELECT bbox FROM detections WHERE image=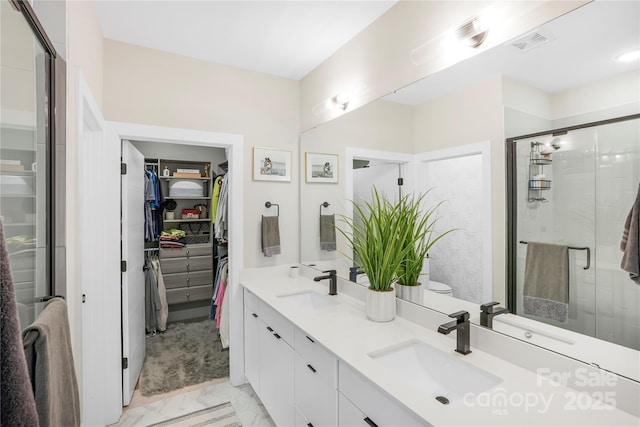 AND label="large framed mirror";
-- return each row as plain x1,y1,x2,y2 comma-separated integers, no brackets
300,0,639,381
